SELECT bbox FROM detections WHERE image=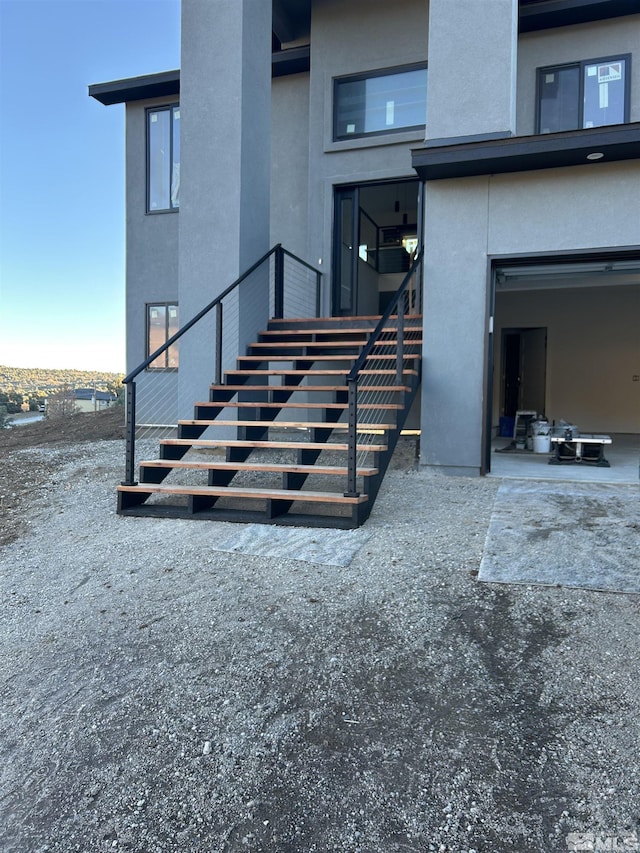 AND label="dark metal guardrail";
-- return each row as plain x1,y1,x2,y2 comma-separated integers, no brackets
121,244,322,486
344,248,424,497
